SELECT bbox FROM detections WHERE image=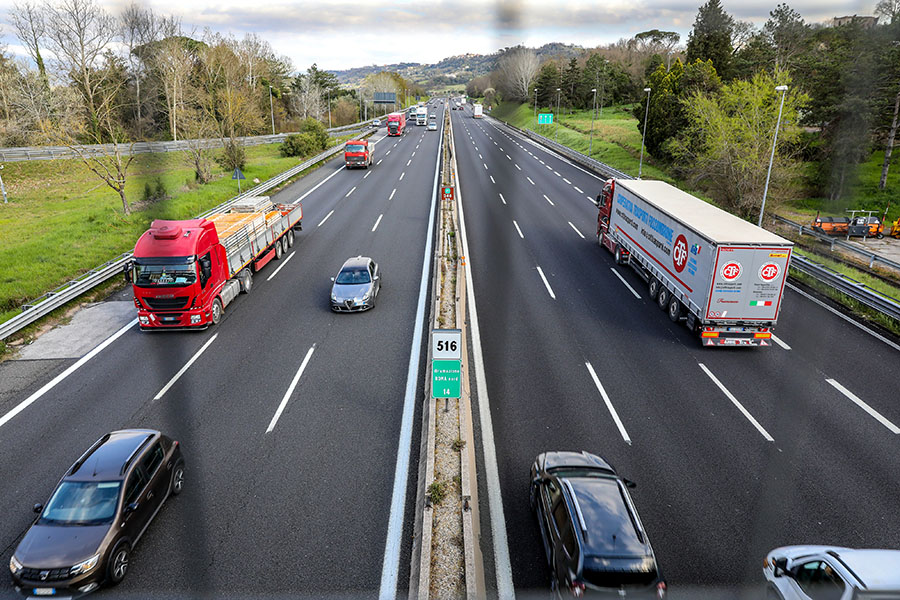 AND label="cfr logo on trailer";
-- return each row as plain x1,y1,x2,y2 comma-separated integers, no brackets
721,262,742,280
758,263,779,282
672,234,689,273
